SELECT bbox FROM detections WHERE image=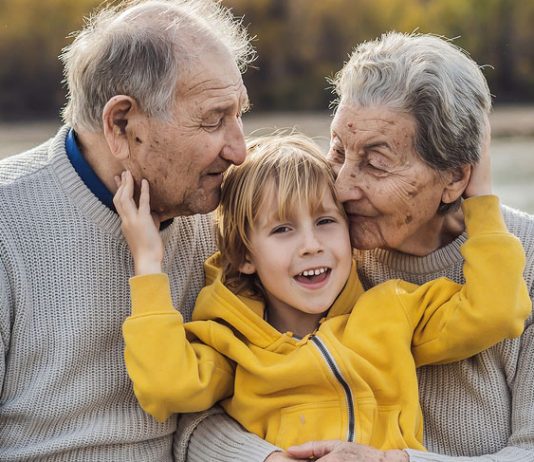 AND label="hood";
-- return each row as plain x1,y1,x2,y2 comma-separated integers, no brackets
193,252,363,348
